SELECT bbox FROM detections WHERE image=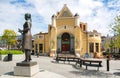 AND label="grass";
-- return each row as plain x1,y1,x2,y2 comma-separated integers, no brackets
0,50,23,55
